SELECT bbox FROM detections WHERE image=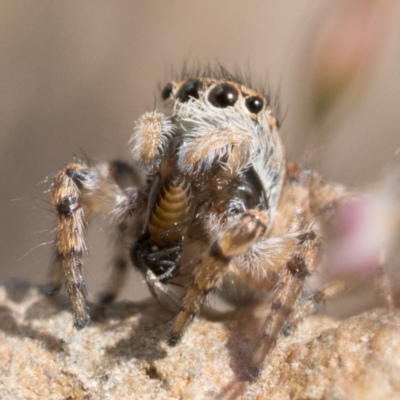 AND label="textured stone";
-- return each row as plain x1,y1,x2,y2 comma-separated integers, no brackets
0,278,399,400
